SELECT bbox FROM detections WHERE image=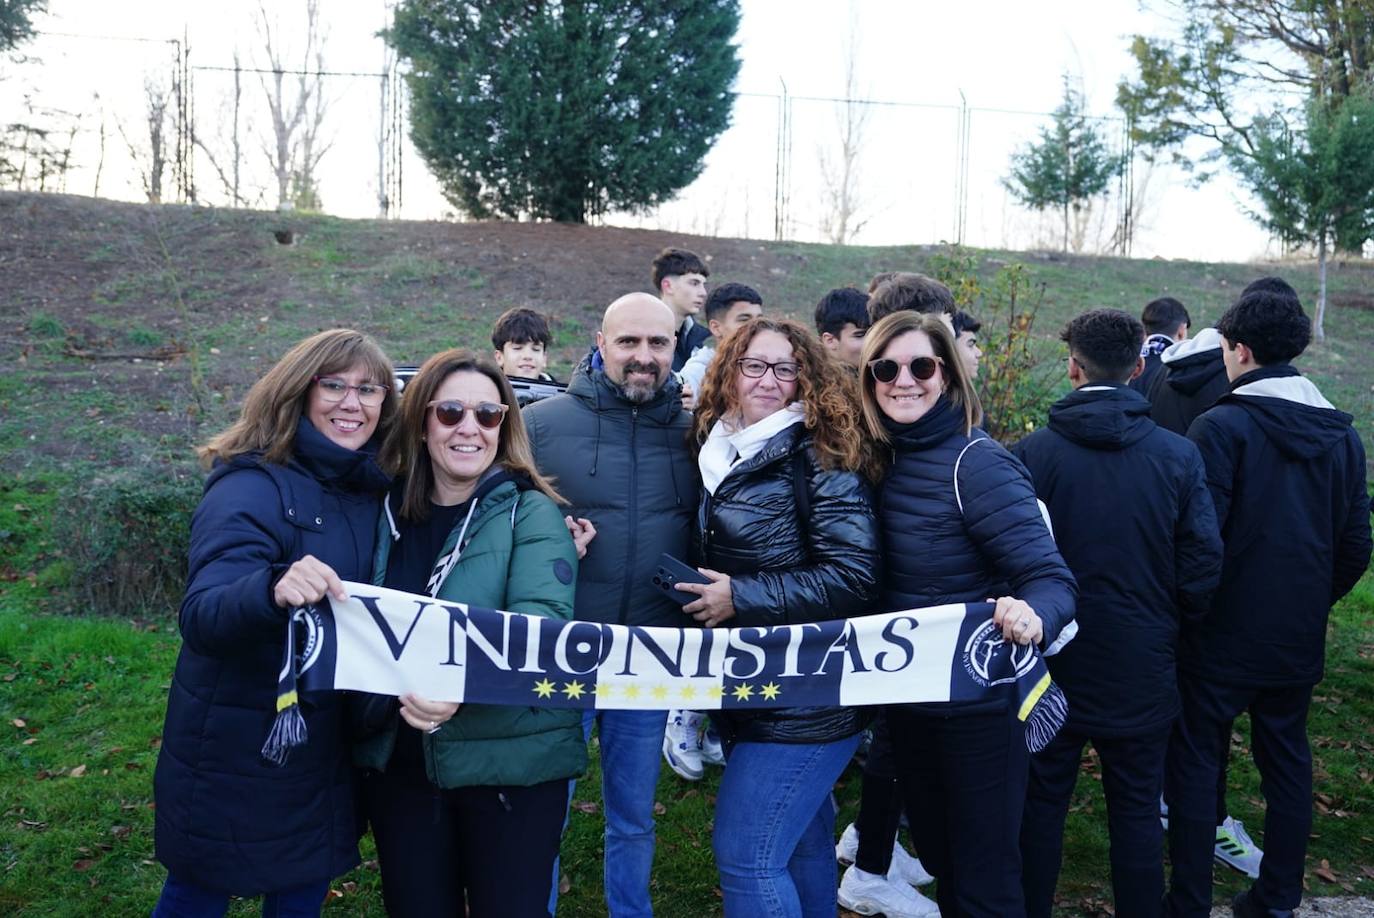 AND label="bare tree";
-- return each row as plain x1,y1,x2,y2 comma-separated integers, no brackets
195,50,247,206
255,0,330,209
116,78,170,203
817,8,871,245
